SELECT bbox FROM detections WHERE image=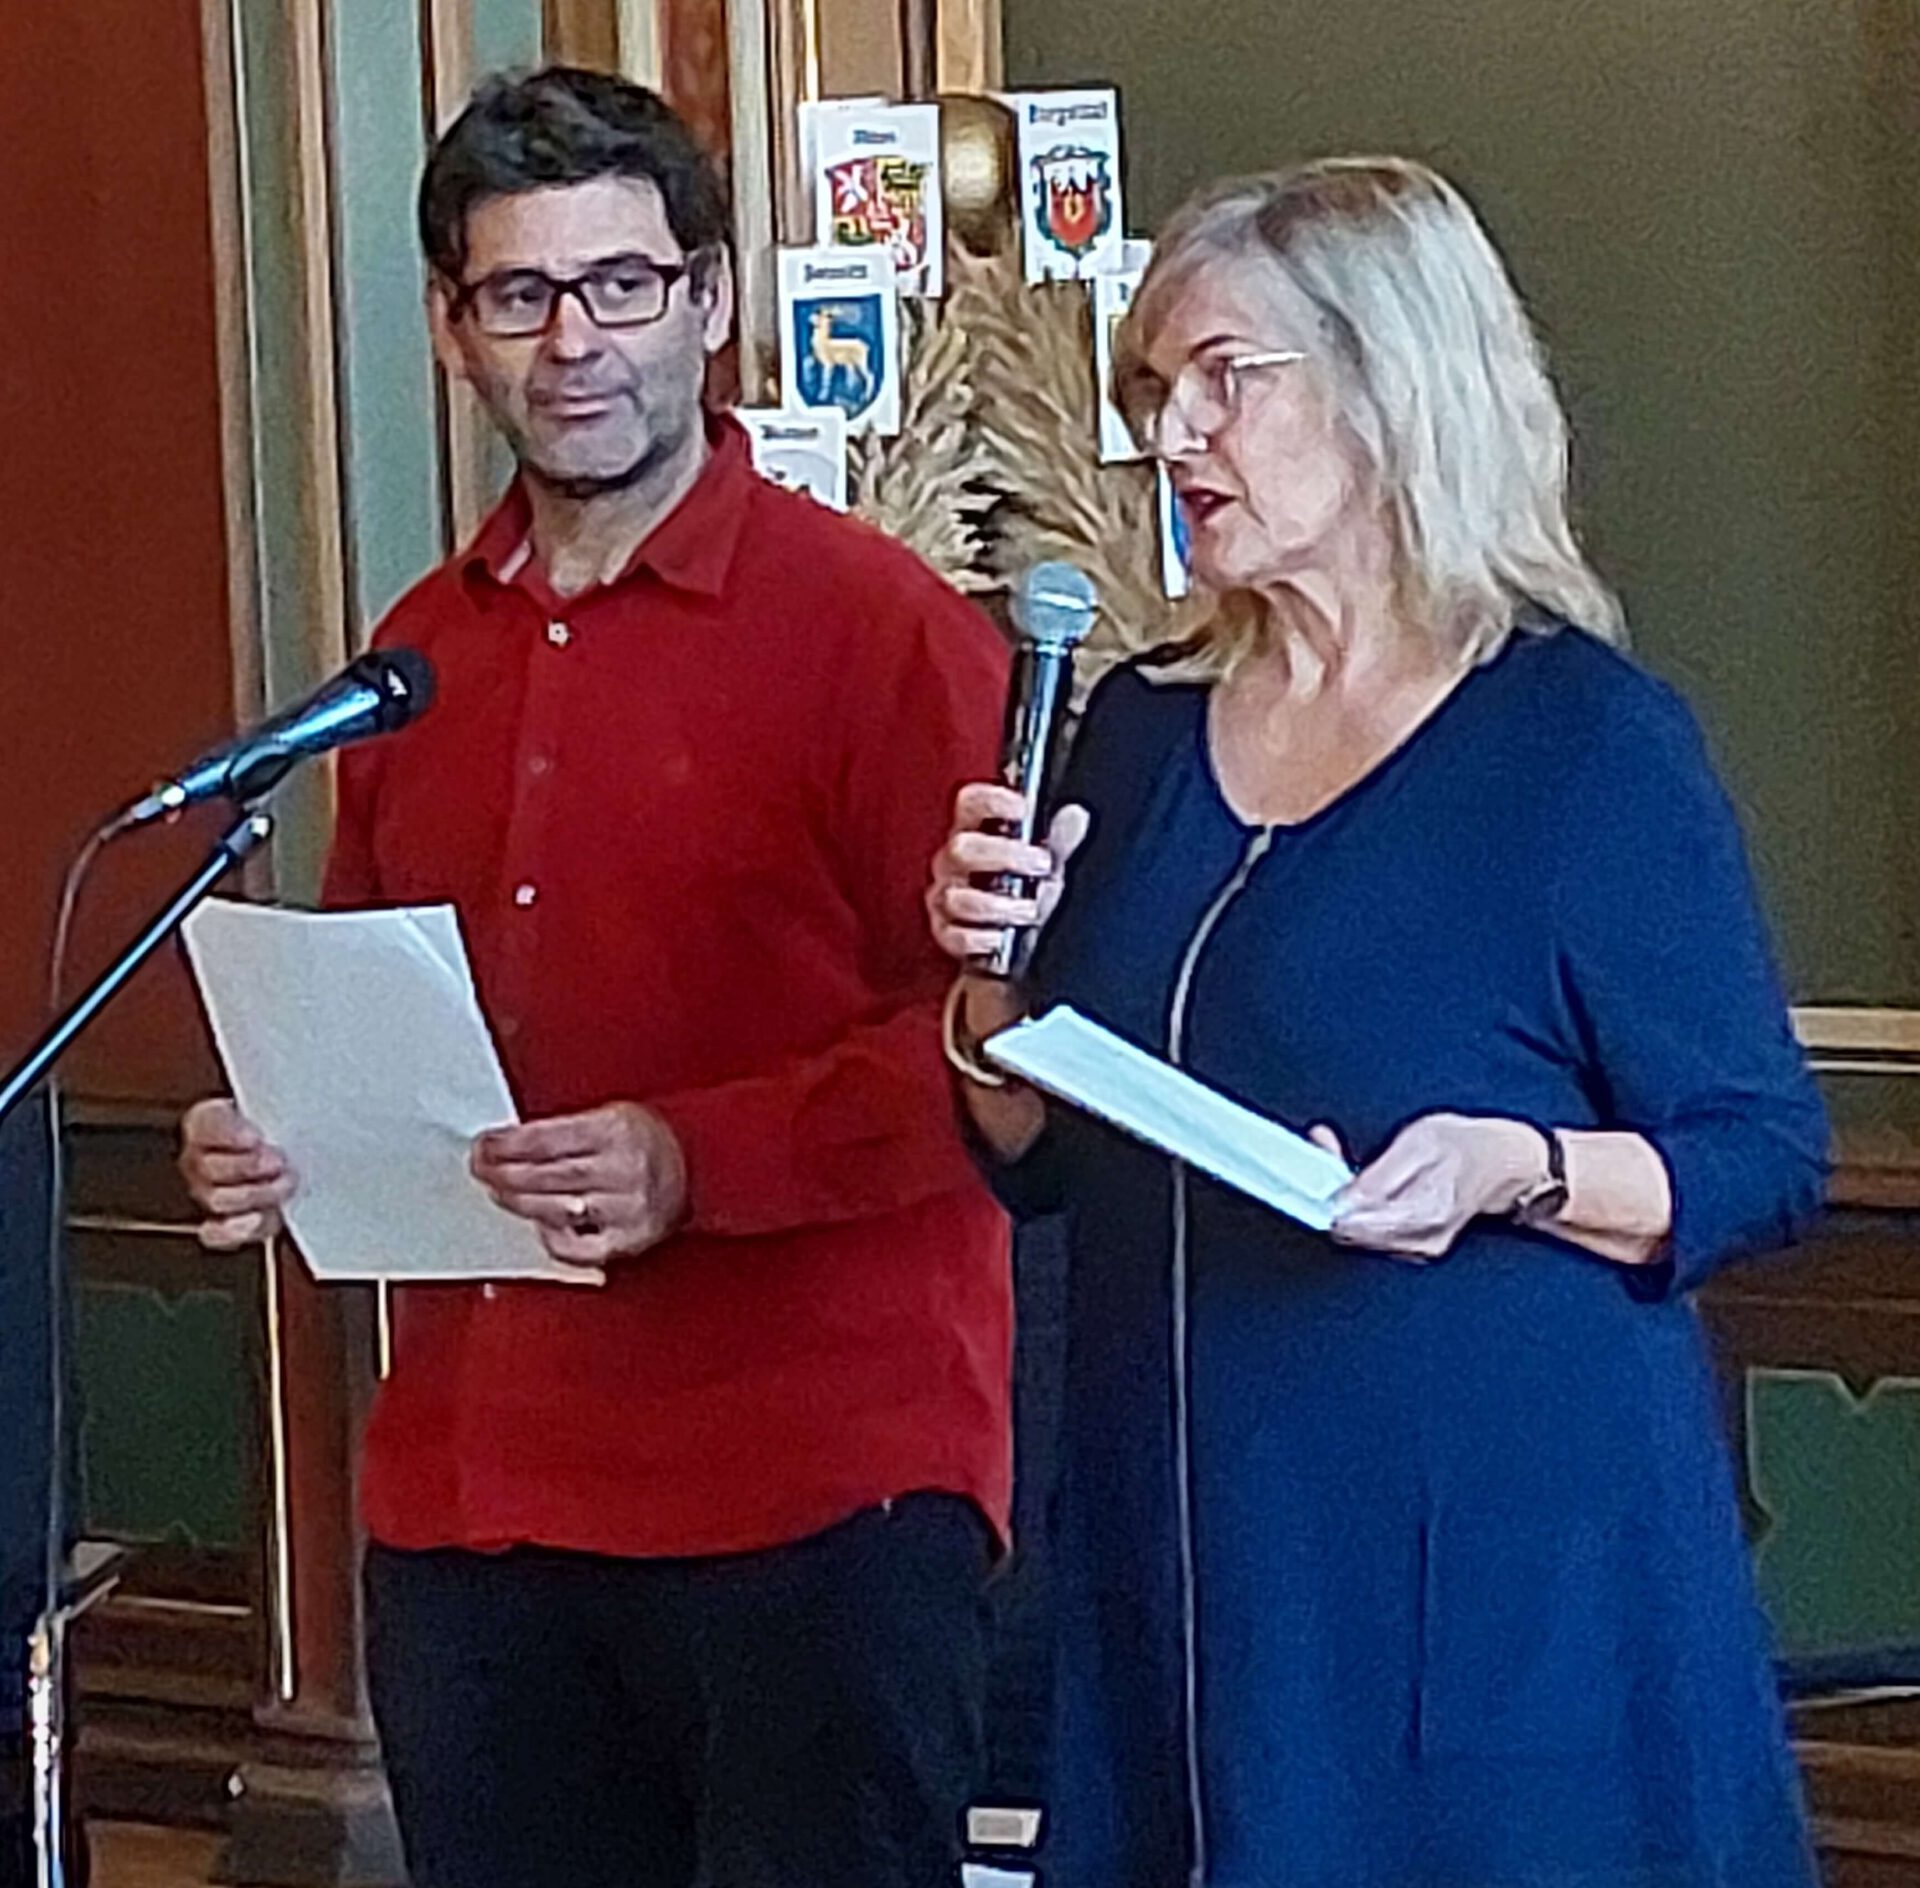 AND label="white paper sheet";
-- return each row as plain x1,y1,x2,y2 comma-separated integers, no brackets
735,405,850,510
1093,260,1147,462
181,899,591,1285
1006,88,1125,282
808,100,944,297
1157,461,1192,600
985,1007,1353,1230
